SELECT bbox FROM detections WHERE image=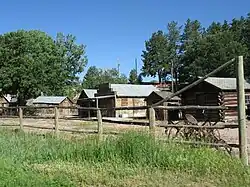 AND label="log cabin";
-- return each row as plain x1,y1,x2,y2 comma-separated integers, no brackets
181,77,250,122
146,90,181,121
95,83,159,118
32,96,75,117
